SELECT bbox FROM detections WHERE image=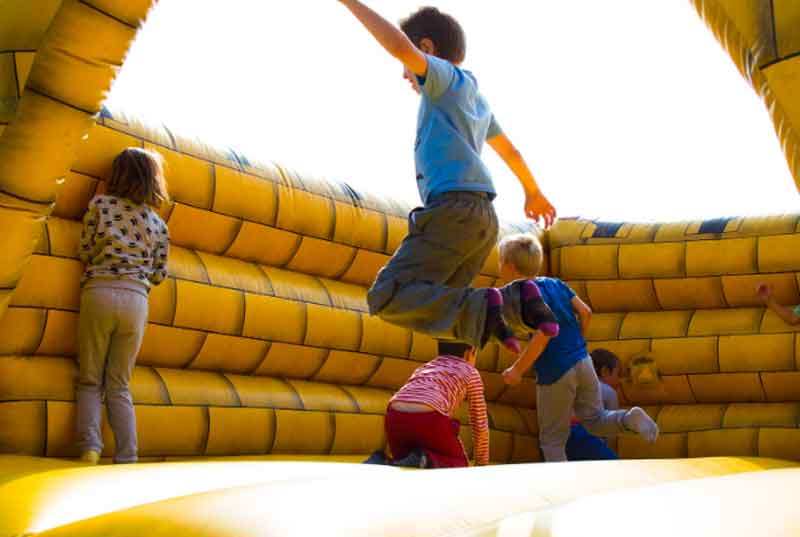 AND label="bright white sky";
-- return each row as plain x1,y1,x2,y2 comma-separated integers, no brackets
105,1,798,222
